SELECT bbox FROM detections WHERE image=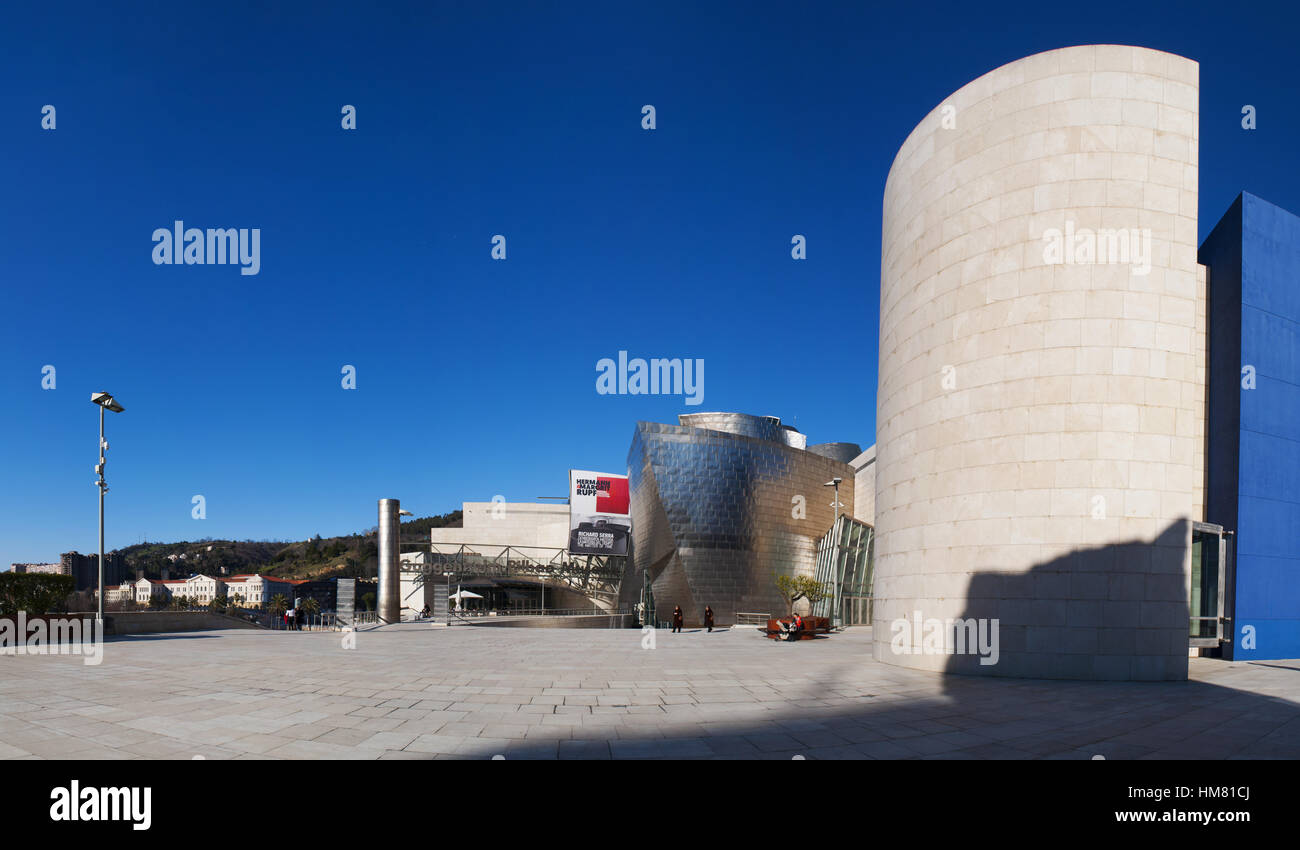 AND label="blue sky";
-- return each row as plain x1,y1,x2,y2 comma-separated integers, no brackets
2,0,1299,567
